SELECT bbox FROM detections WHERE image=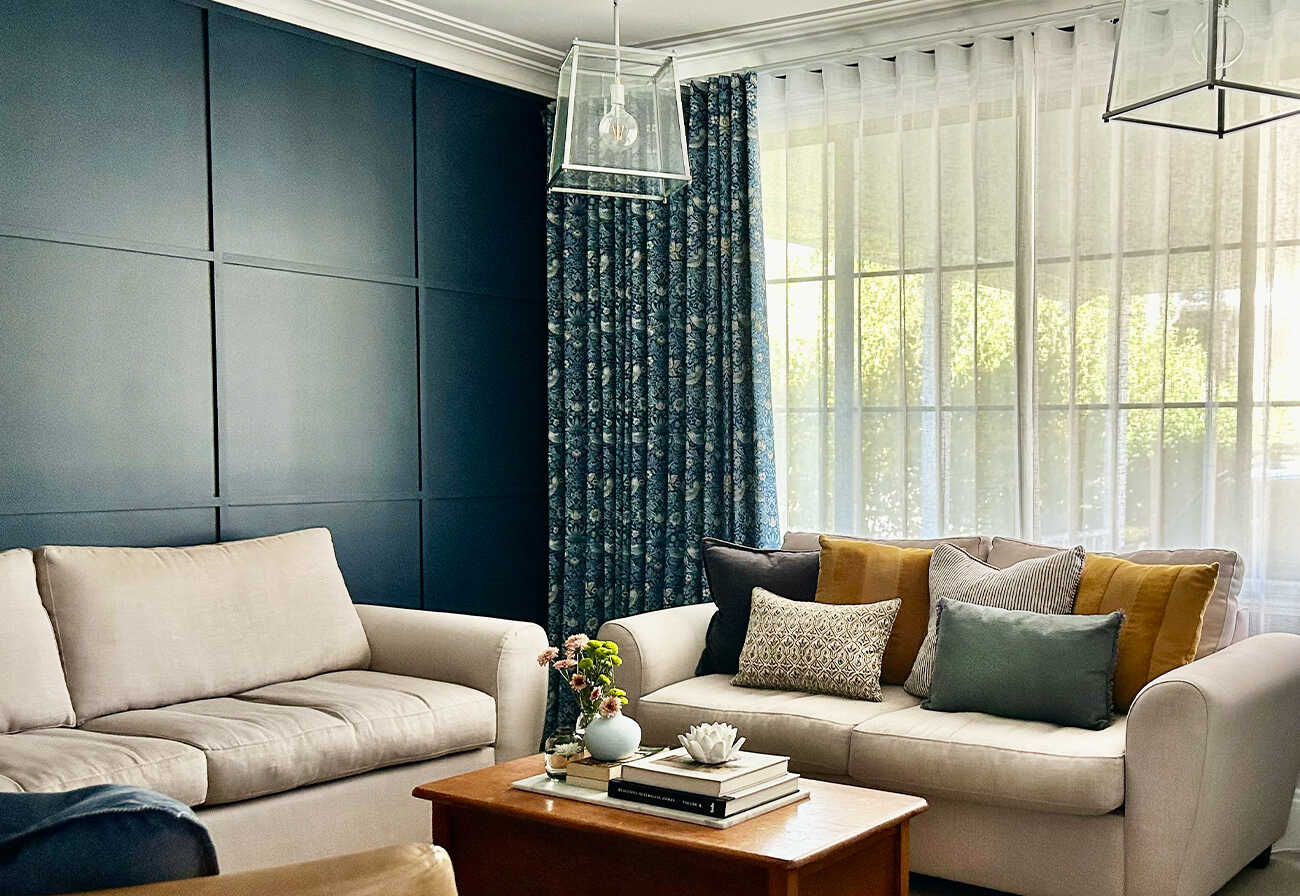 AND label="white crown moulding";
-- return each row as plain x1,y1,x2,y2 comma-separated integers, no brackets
216,0,565,95
220,0,1121,97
